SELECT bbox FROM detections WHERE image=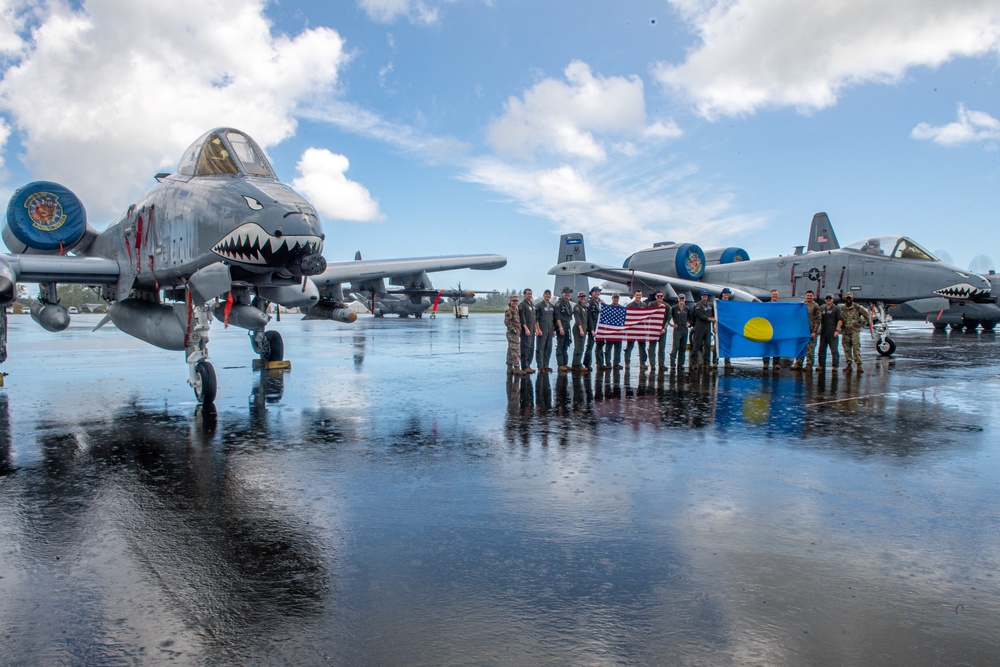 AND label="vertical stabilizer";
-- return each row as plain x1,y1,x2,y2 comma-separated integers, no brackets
553,233,590,296
807,212,839,252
